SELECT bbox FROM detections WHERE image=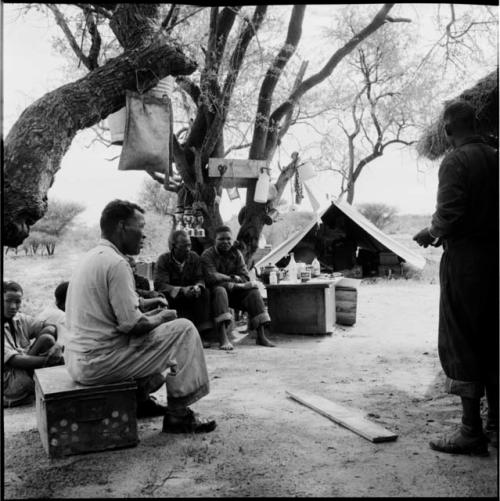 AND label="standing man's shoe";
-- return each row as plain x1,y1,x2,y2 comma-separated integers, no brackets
429,427,489,456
